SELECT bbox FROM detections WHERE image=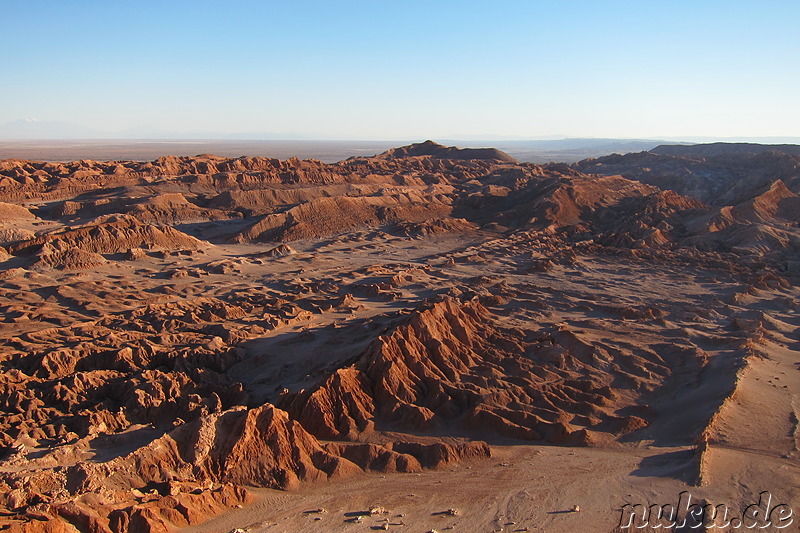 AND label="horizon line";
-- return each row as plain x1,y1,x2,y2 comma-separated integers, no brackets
1,136,799,143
